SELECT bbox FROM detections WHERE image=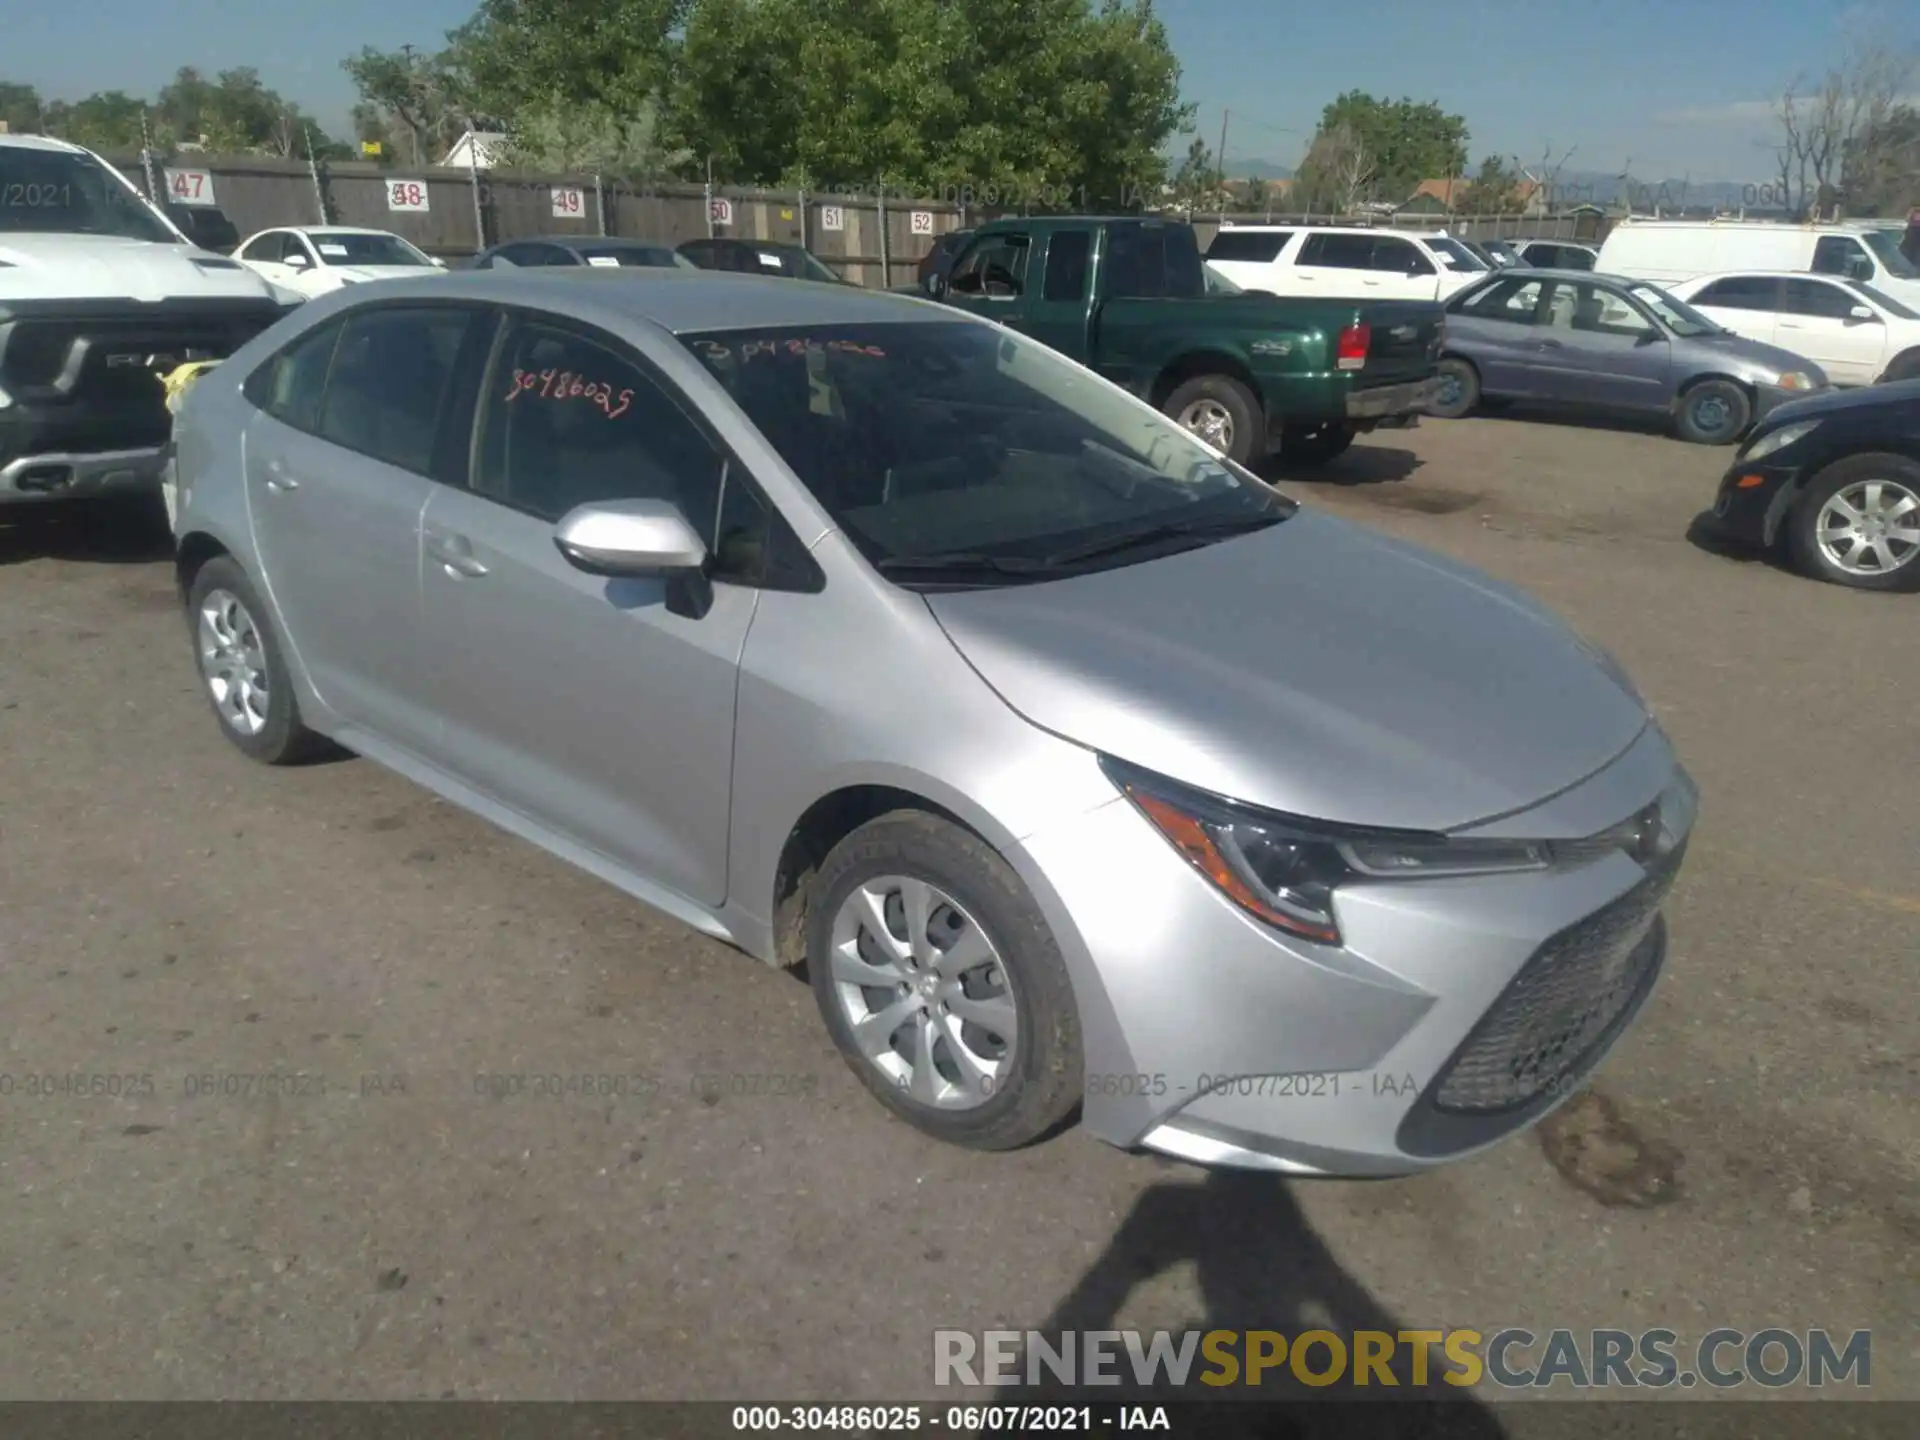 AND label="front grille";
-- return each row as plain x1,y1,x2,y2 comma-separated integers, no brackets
0,301,279,404
1429,843,1684,1114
